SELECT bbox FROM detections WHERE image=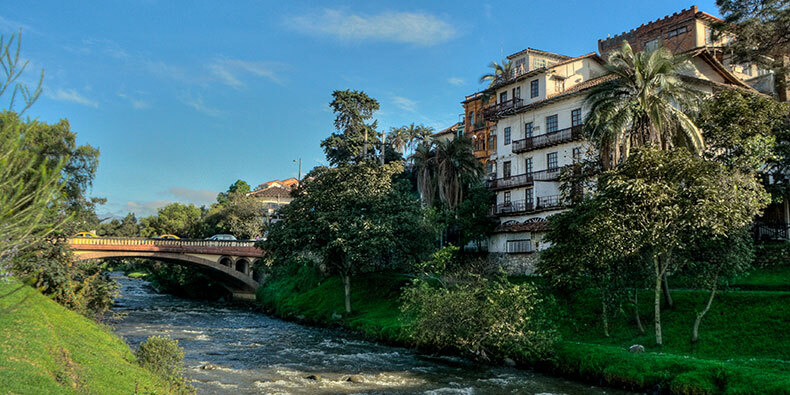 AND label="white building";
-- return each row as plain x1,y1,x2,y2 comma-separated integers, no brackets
481,47,757,273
